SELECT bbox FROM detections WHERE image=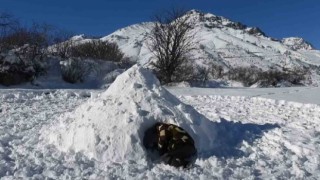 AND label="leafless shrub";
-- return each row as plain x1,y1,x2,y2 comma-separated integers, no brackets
52,40,74,59
173,61,197,82
1,21,53,52
191,65,211,85
0,48,40,86
227,67,261,86
0,16,53,79
14,45,48,76
48,29,76,58
70,40,124,62
0,13,81,85
210,64,224,79
60,58,95,83
227,66,308,87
